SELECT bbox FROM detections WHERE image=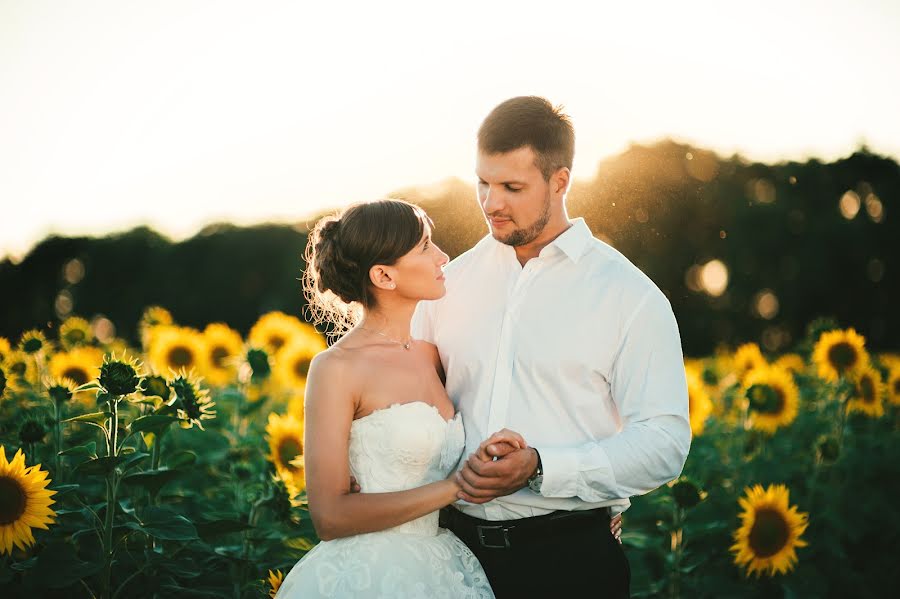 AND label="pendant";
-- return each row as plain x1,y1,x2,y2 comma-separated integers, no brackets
403,342,411,350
